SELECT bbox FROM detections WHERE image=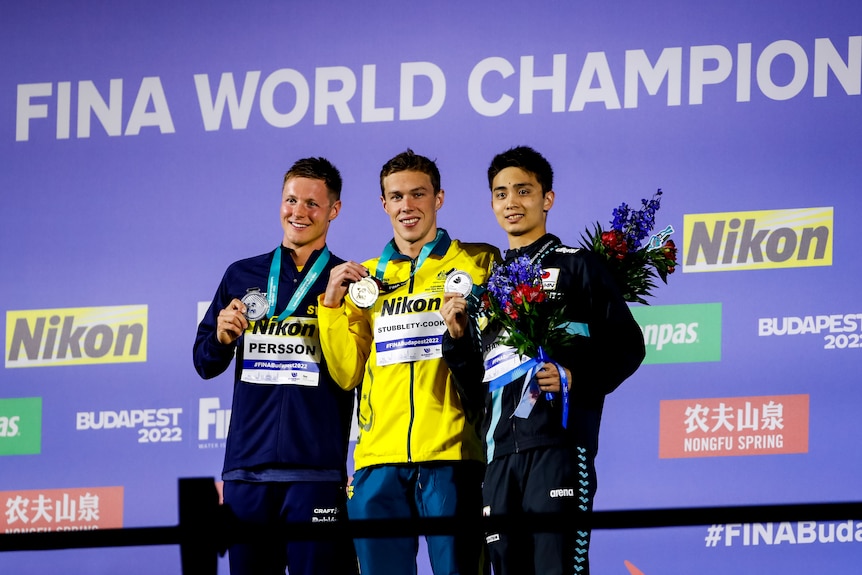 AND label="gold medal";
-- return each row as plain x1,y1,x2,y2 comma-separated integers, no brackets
348,276,381,309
